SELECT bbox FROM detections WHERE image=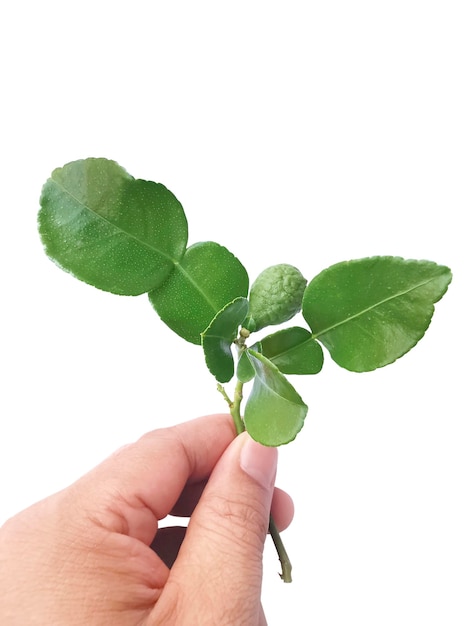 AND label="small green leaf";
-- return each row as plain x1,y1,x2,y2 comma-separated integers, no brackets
201,297,249,383
236,350,256,383
38,158,188,295
149,241,249,344
244,350,308,446
260,327,324,375
302,256,452,372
